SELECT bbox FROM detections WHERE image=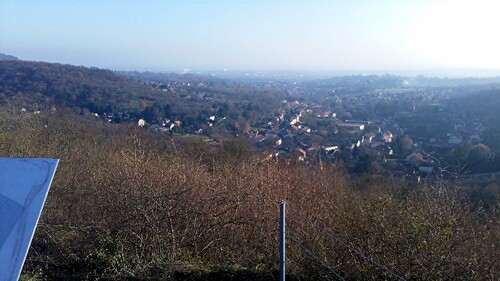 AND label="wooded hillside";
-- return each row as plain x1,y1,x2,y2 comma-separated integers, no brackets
0,61,283,132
